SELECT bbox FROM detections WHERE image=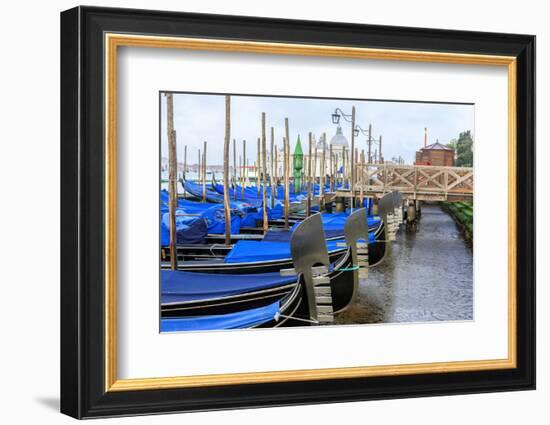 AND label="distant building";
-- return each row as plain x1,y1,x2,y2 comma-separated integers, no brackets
329,125,349,153
414,128,455,166
303,128,349,178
